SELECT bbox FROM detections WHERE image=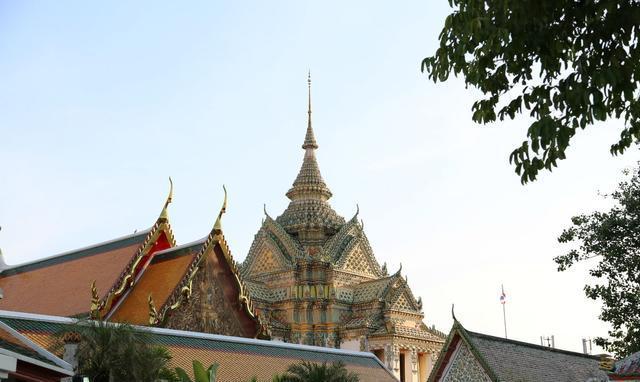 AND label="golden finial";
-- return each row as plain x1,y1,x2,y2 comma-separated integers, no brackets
307,70,312,114
159,177,173,220
148,294,159,325
303,71,319,150
90,280,100,319
213,185,228,232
